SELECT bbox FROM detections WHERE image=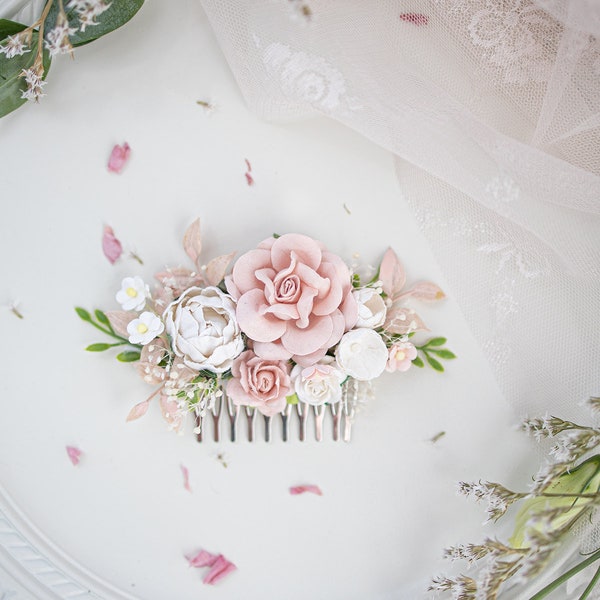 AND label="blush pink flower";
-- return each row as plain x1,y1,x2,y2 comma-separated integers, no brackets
226,350,291,416
226,234,358,365
386,341,418,372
